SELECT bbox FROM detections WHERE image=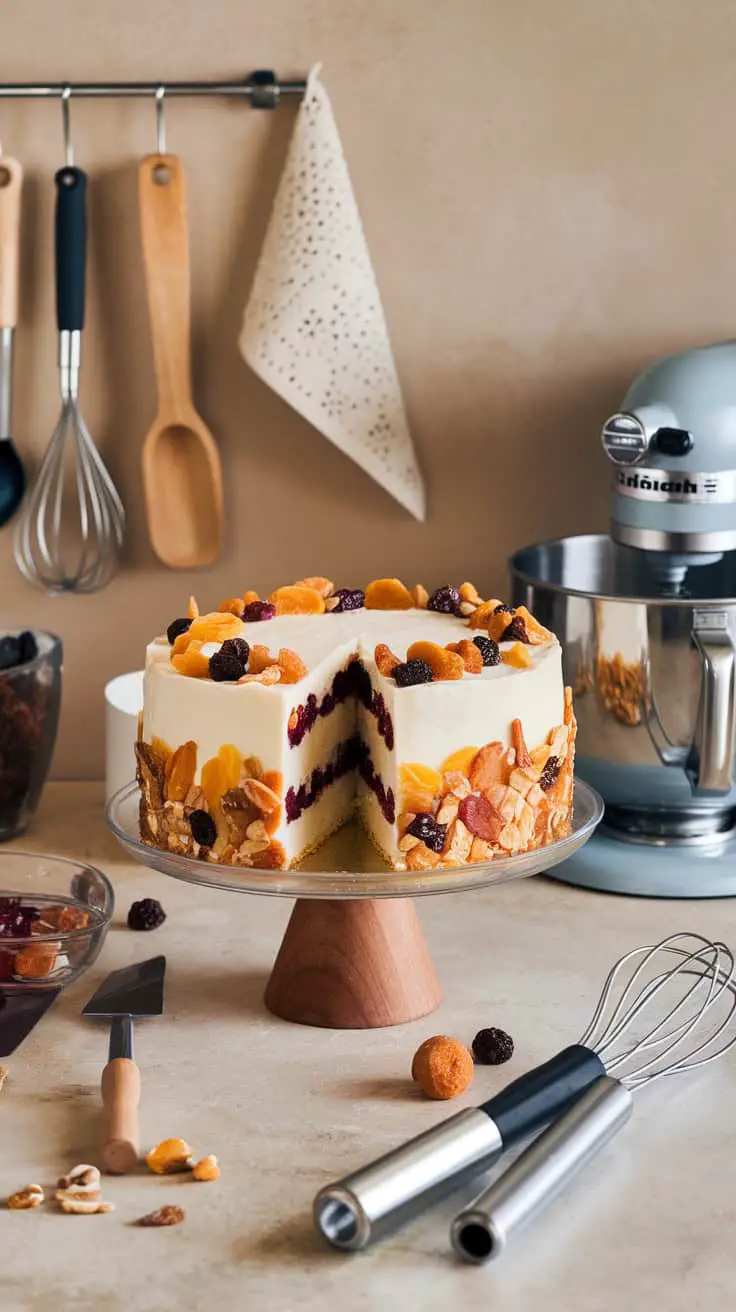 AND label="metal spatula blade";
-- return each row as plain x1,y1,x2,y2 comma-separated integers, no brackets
0,989,60,1056
83,955,166,1174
